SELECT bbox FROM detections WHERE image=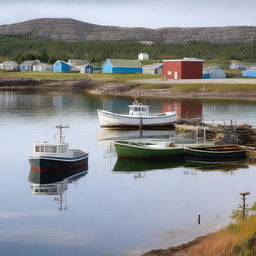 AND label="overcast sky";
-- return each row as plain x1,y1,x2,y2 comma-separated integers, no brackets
1,0,256,28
